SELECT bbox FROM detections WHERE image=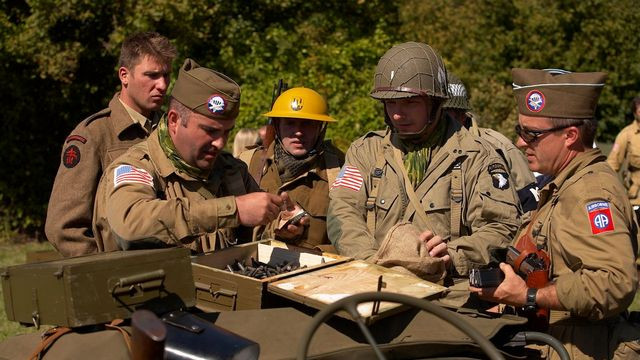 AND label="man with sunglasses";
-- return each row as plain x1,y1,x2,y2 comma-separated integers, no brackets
472,68,639,359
